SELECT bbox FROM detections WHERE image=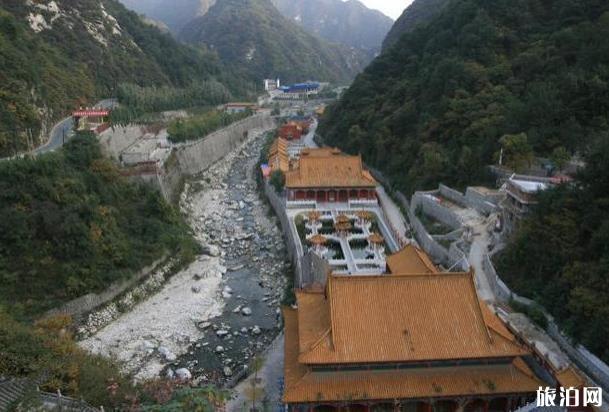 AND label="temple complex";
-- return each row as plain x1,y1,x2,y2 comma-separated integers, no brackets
285,148,378,206
283,247,549,411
